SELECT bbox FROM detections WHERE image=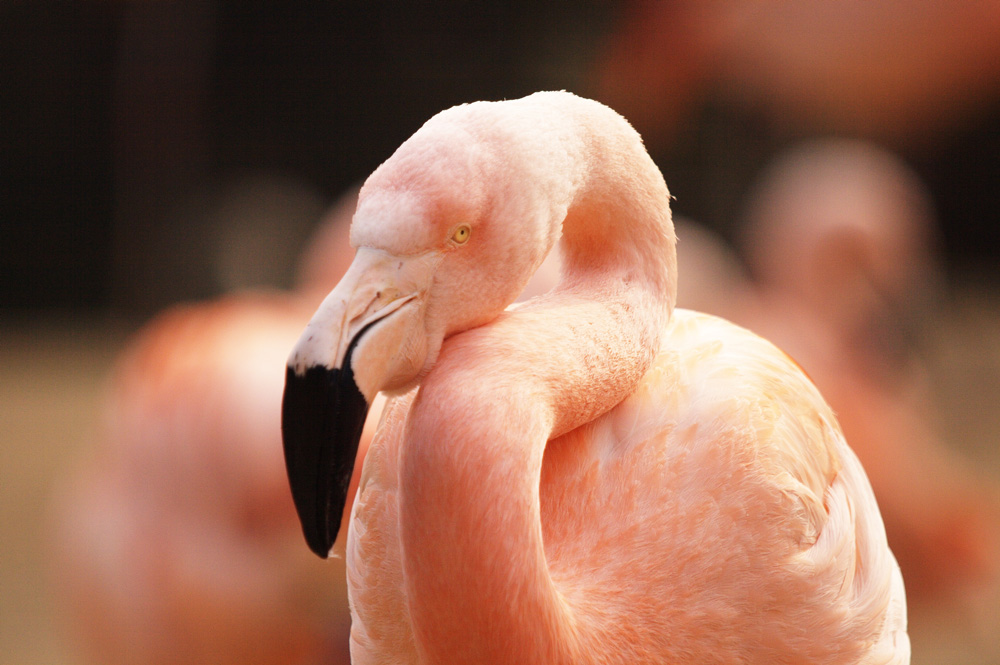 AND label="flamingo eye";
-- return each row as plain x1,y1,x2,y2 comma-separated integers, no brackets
451,225,471,245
